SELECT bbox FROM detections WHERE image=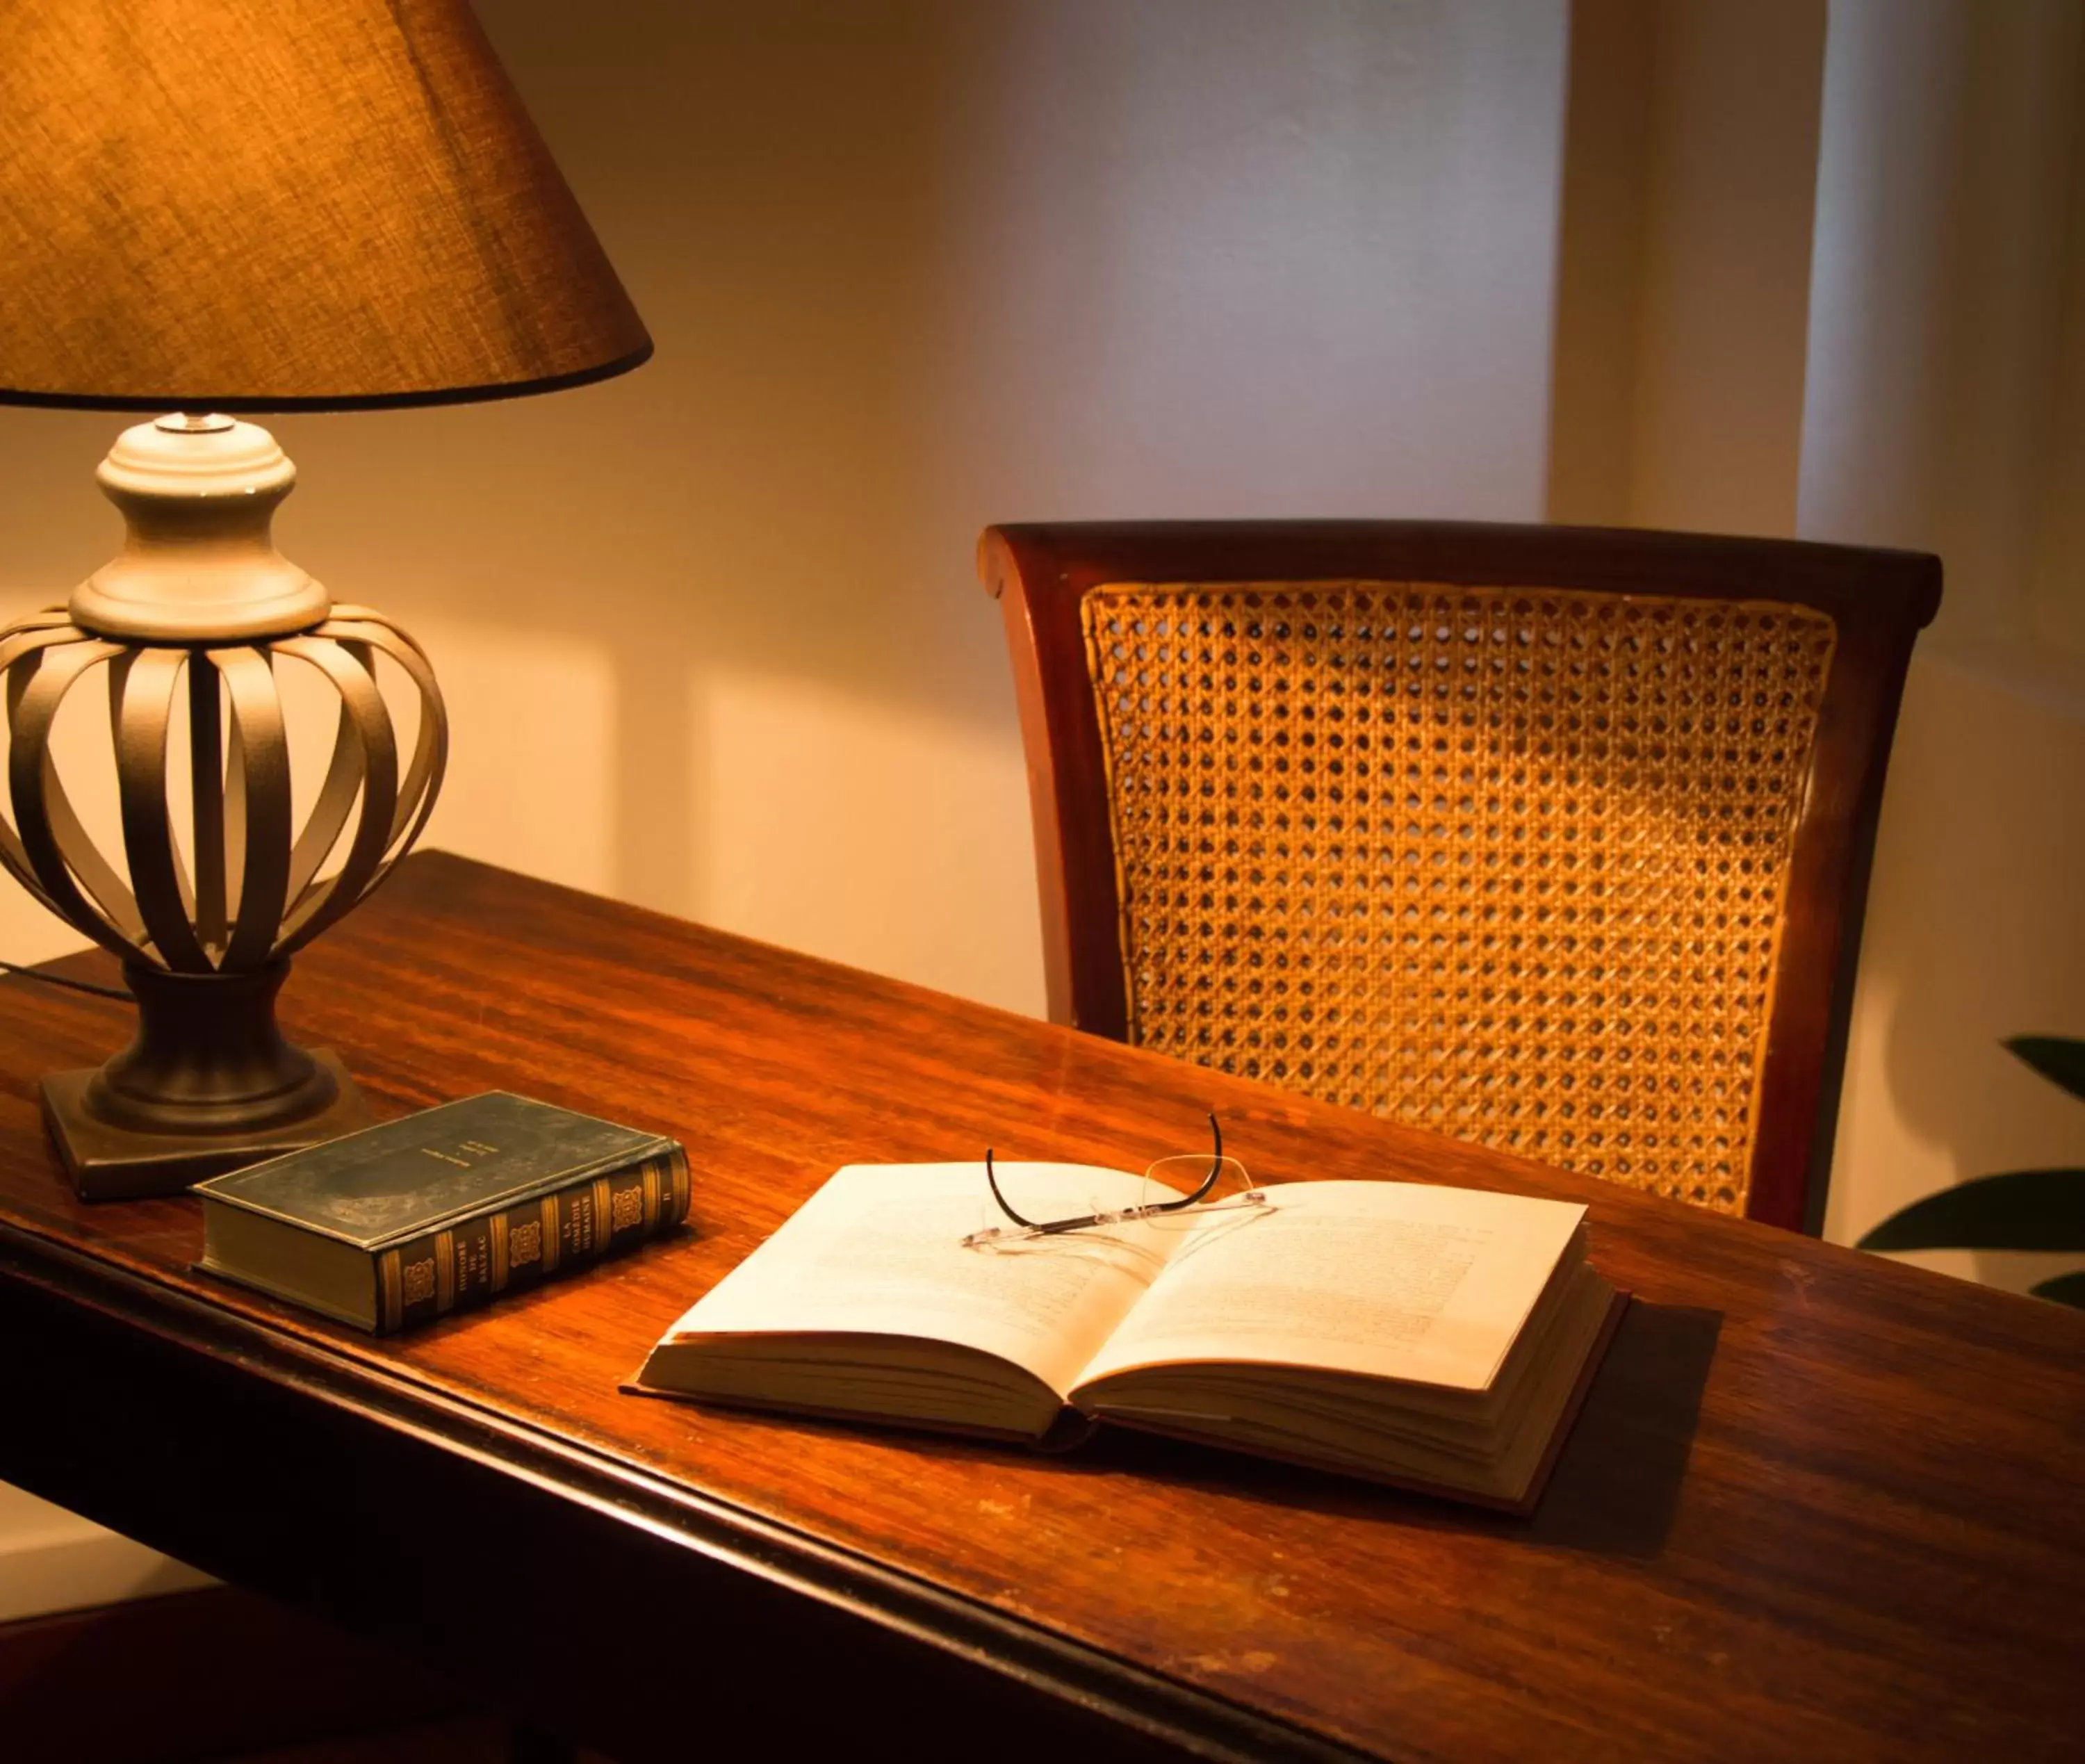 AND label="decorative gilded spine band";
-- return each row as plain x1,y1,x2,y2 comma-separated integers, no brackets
373,1141,689,1333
